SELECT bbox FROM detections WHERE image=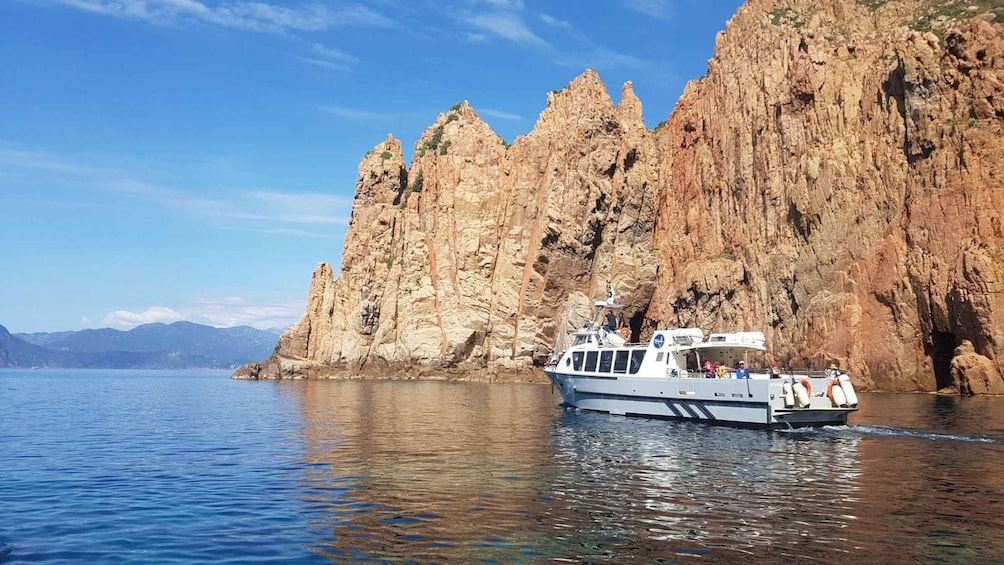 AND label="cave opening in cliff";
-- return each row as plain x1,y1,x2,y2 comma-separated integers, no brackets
928,331,956,390
628,310,646,345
